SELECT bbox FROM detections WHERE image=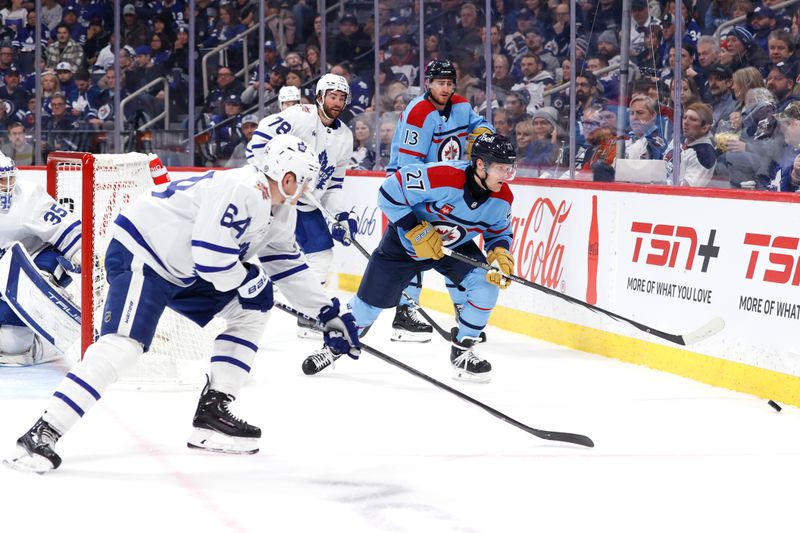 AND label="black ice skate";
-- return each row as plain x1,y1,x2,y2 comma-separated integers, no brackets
391,304,433,342
297,315,323,340
450,328,492,383
187,383,261,455
302,346,342,375
3,417,63,473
